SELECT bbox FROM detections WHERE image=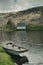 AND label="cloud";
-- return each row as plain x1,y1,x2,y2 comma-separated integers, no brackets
29,0,43,7
15,0,43,11
14,2,32,11
0,0,43,12
14,0,33,11
0,0,15,12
